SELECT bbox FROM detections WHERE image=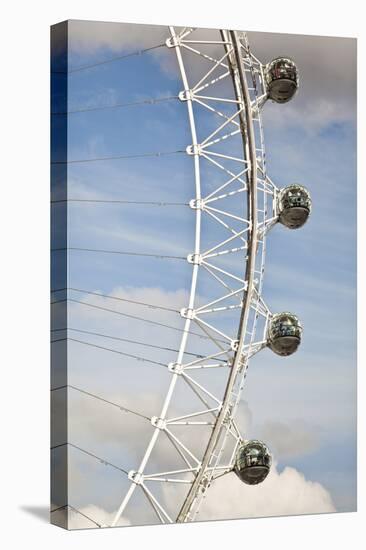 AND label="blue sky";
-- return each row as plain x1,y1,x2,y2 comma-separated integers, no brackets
51,21,356,527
